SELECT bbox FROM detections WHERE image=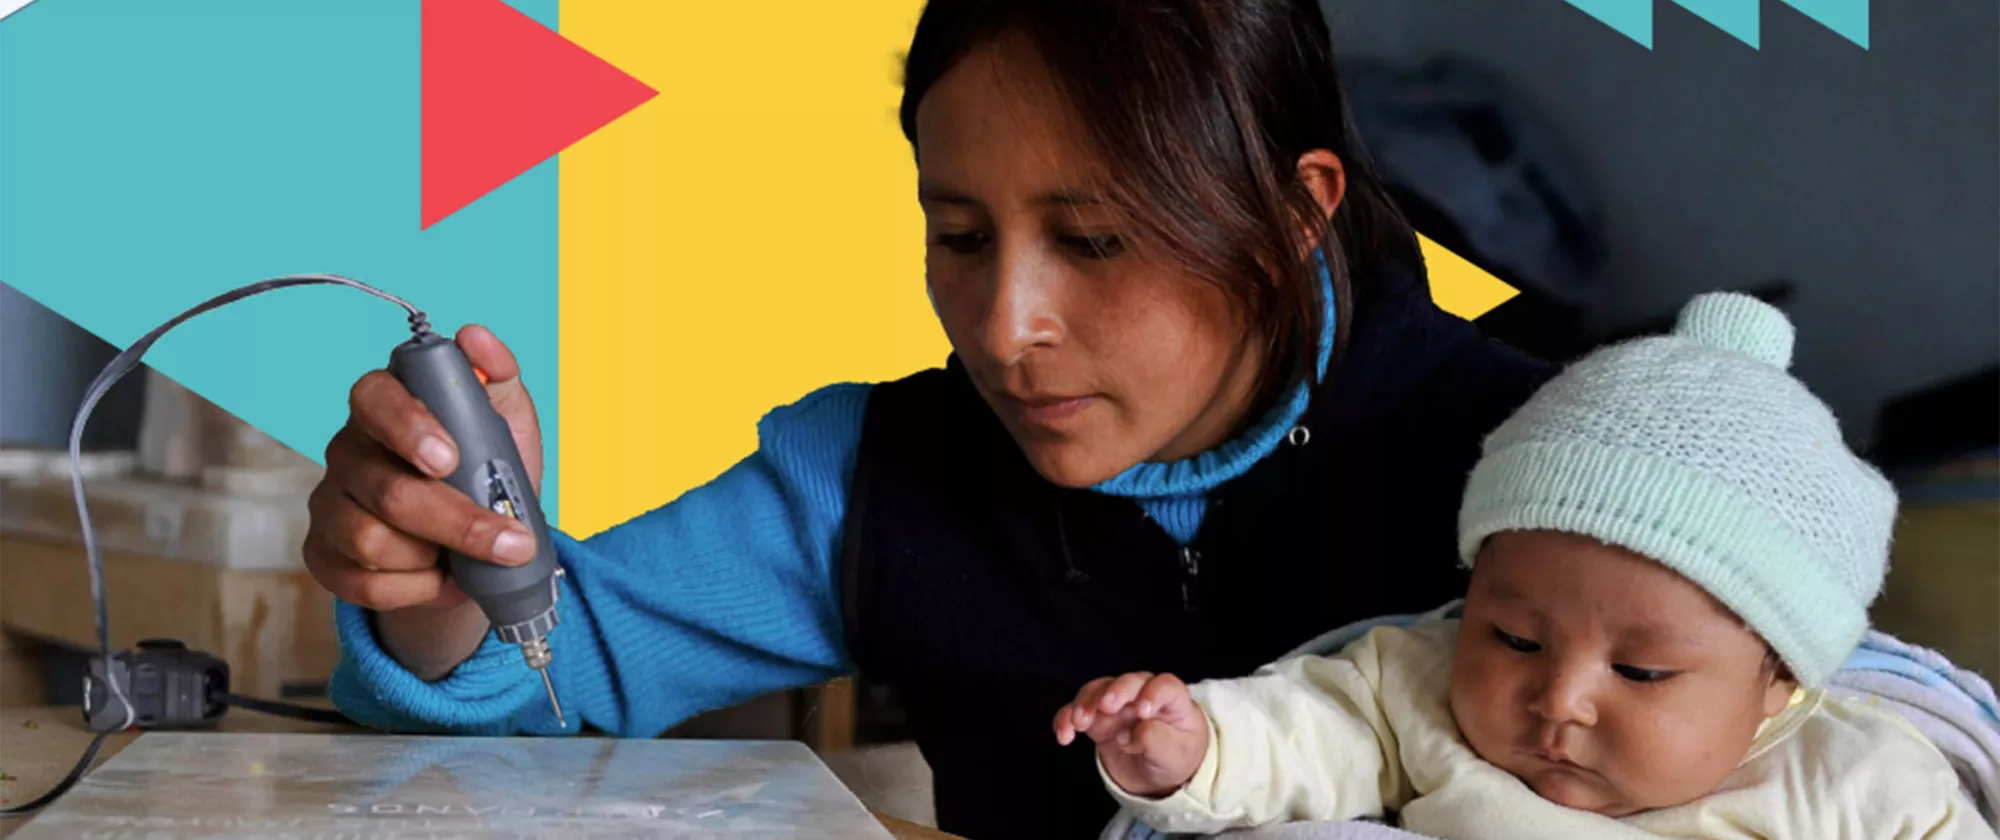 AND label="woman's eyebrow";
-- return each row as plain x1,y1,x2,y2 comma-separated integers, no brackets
917,184,981,208
1032,190,1102,207
916,186,1106,213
